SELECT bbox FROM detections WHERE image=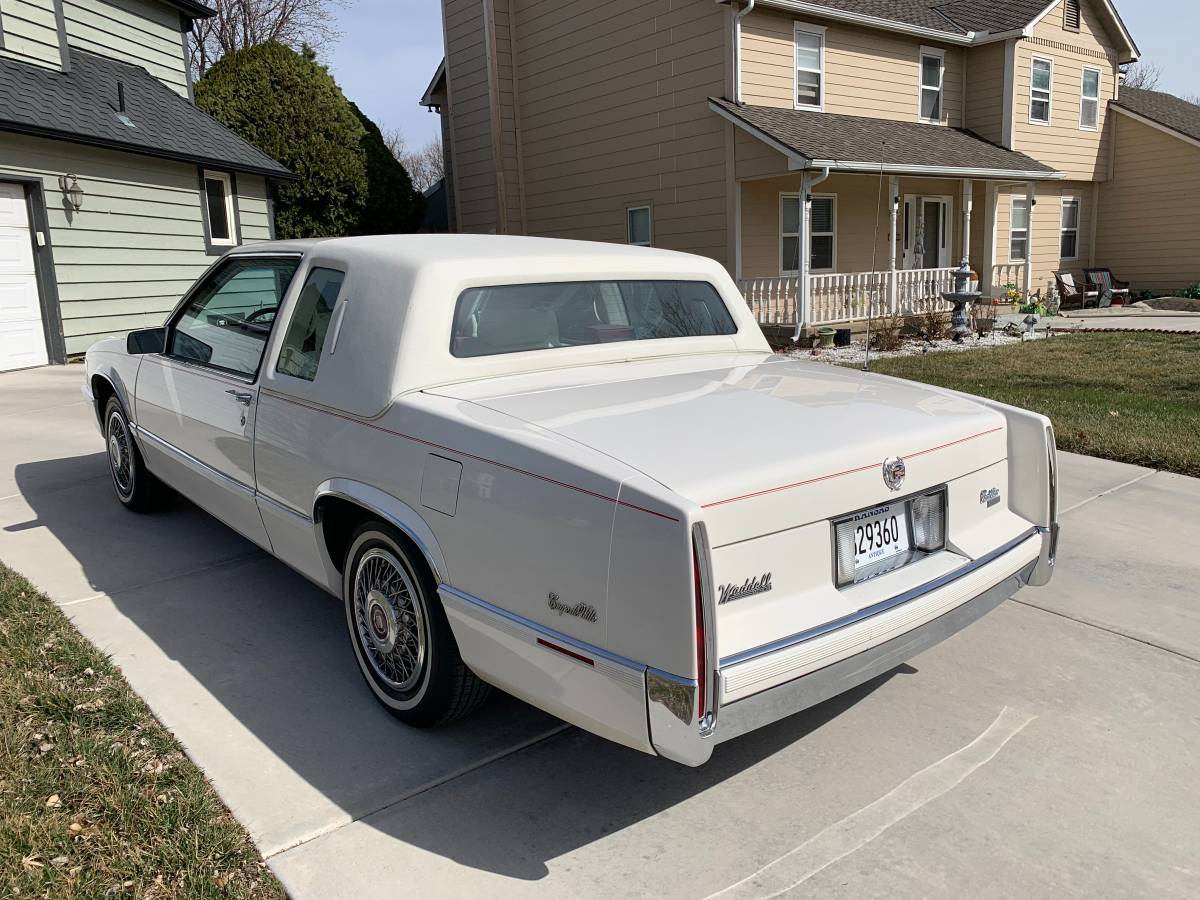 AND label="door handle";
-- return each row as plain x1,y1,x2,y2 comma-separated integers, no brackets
226,390,254,406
